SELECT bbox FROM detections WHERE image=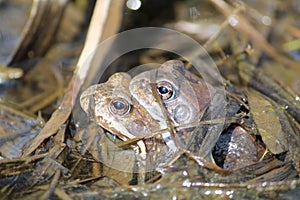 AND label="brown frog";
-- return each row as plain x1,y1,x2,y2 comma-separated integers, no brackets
130,60,216,127
80,72,163,155
80,73,163,159
129,60,218,156
80,72,185,171
80,60,264,170
129,60,264,170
